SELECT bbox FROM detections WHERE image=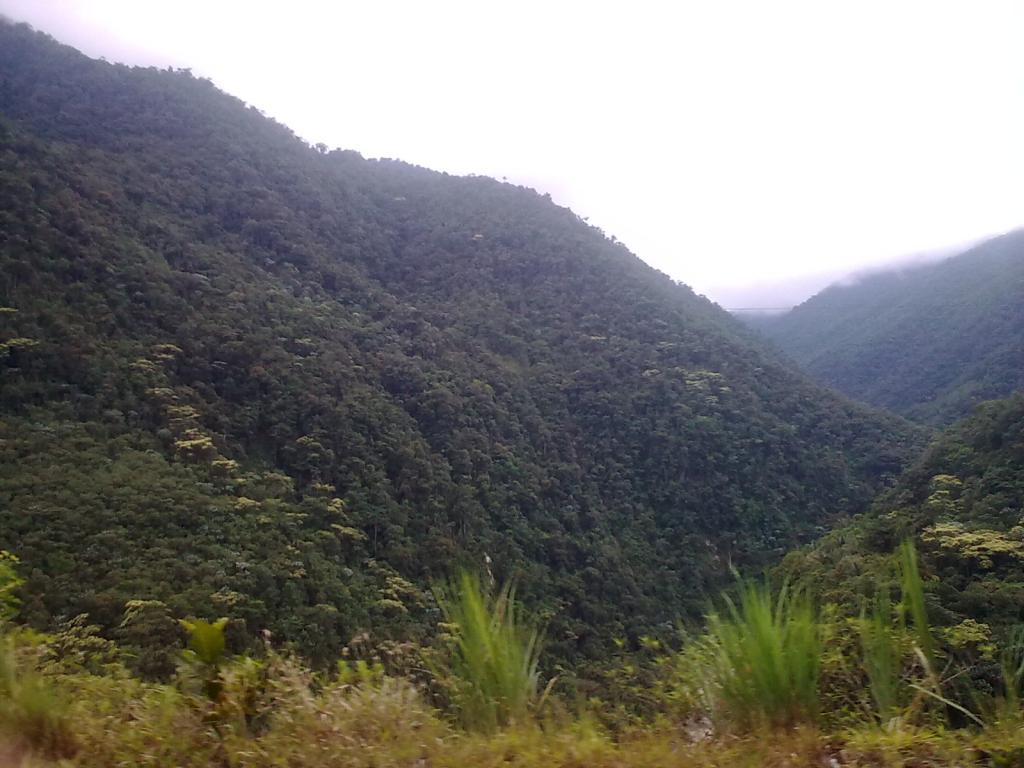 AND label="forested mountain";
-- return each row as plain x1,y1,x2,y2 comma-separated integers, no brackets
0,21,923,666
782,392,1024,632
755,231,1024,425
